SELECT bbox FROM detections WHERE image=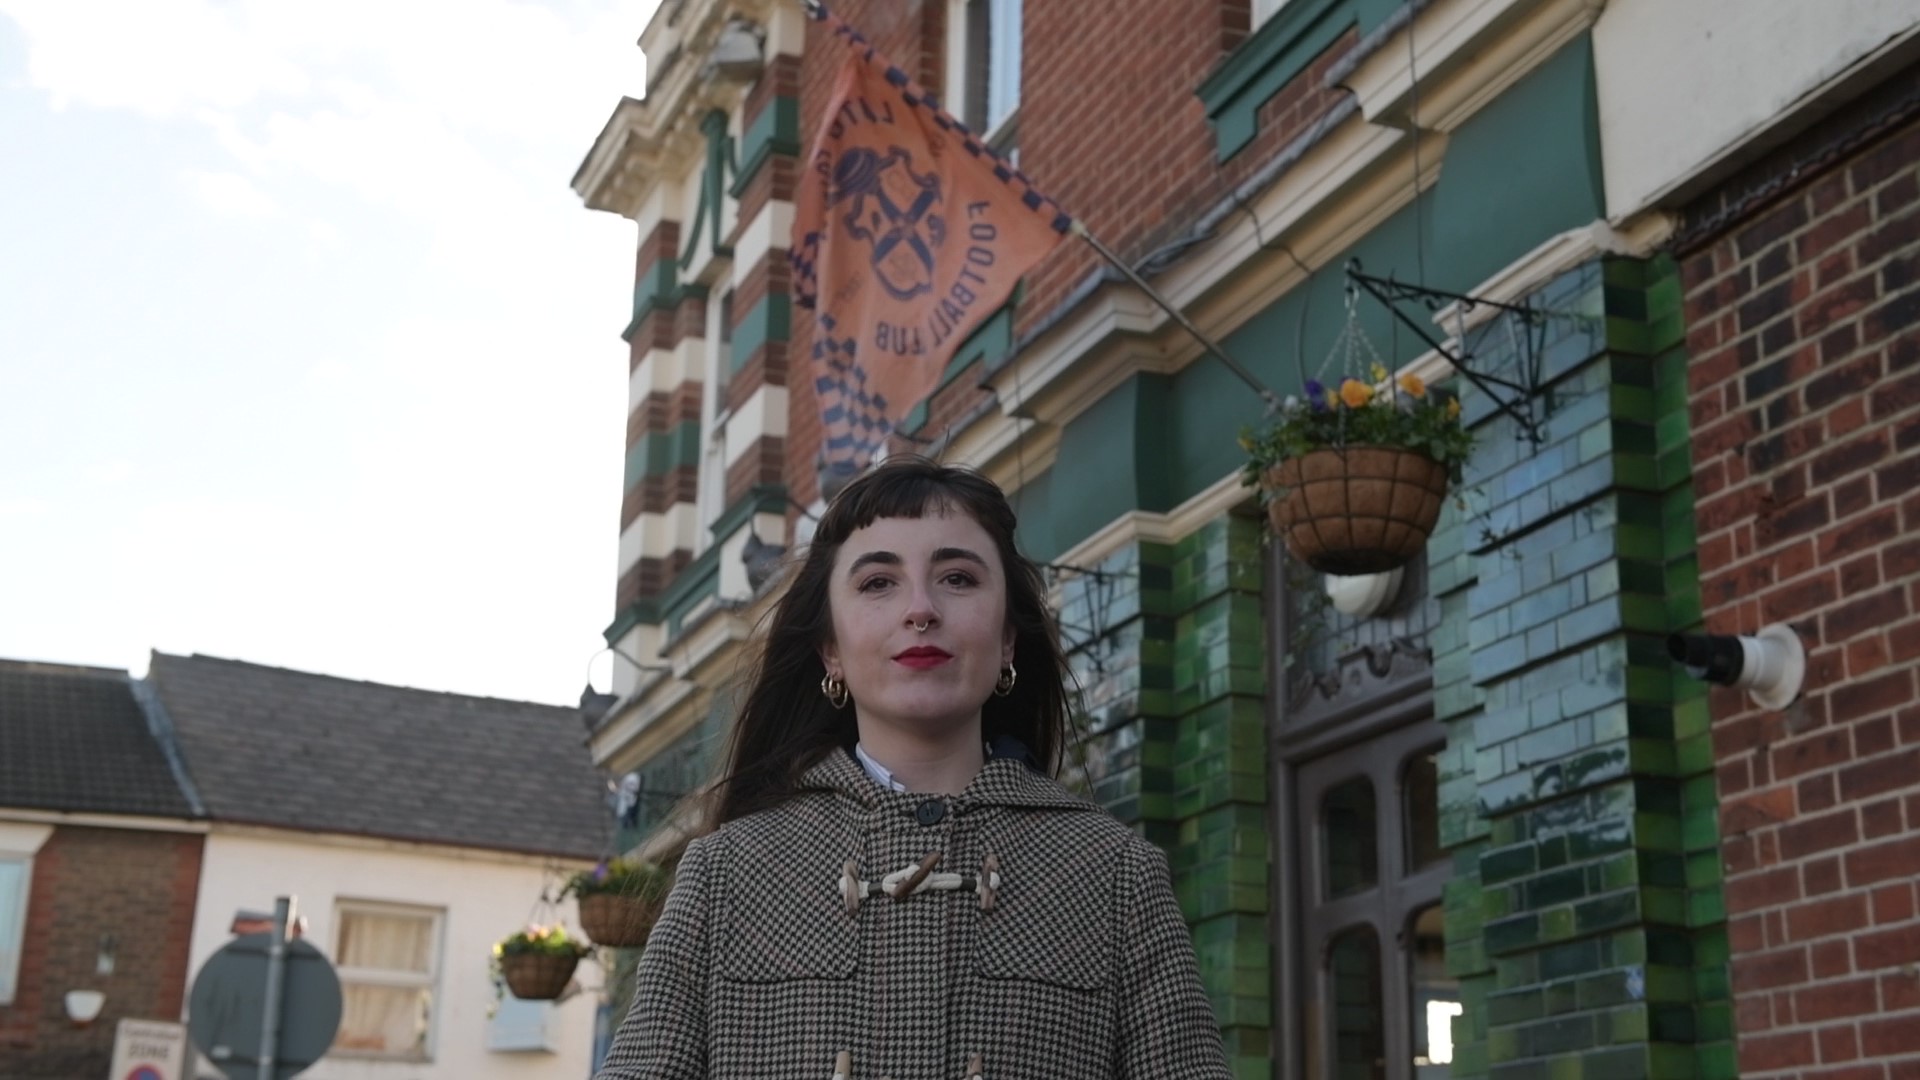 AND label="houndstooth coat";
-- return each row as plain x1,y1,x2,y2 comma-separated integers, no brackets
594,747,1231,1080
